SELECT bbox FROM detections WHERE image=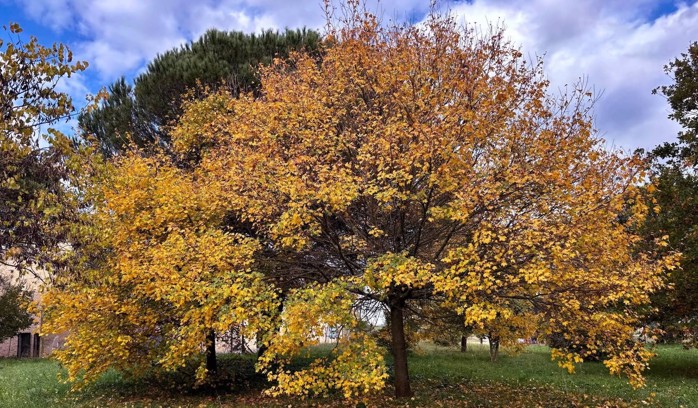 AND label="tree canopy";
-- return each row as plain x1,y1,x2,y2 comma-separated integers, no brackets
42,6,677,399
0,22,86,277
41,152,279,385
643,42,698,345
653,42,698,166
